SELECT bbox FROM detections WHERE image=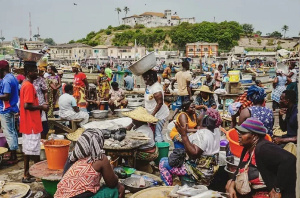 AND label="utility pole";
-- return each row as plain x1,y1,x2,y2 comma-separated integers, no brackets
29,12,32,41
